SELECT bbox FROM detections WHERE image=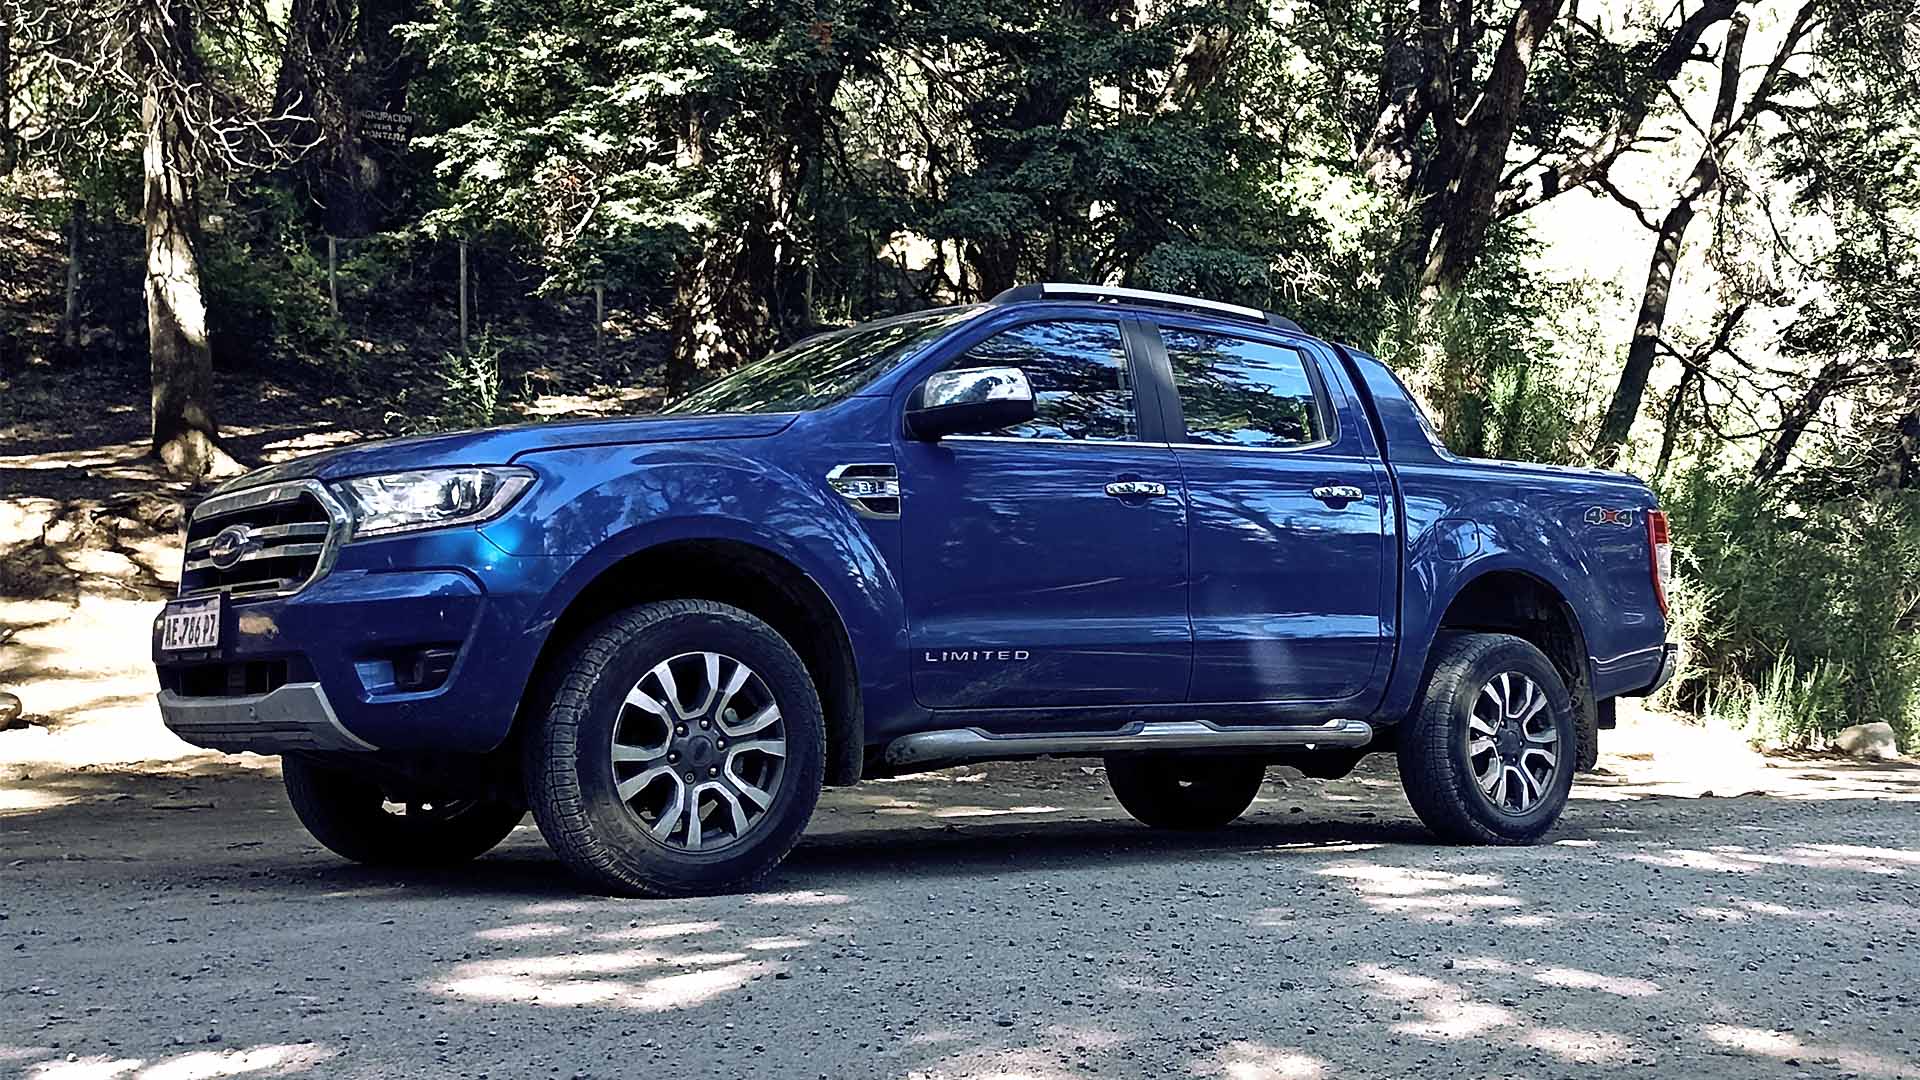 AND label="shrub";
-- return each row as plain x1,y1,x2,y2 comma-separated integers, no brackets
1660,464,1920,750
